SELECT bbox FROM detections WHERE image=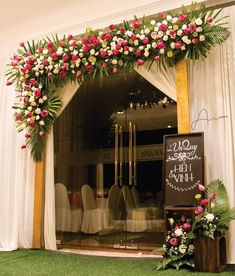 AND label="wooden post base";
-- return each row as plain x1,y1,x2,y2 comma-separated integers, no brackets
195,236,227,273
